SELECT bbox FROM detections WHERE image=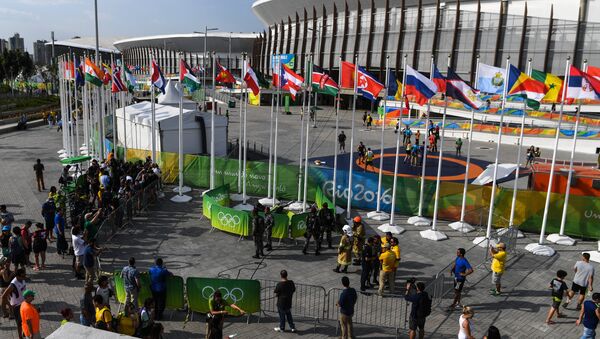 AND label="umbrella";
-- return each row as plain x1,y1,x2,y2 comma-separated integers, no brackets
59,155,92,165
377,224,403,234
